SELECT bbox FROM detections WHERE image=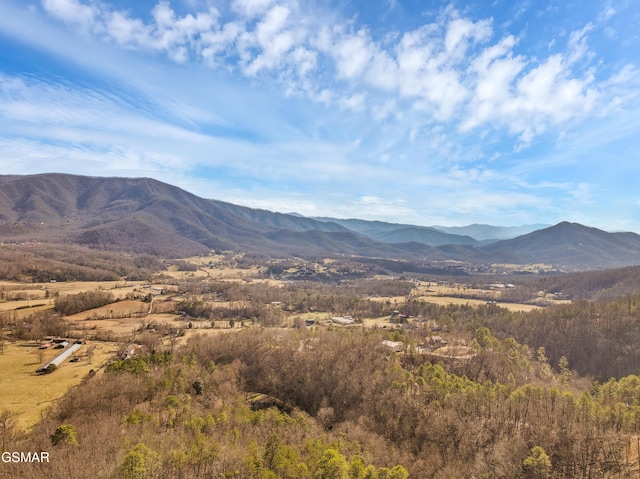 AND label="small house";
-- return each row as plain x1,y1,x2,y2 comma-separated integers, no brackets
381,340,403,352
